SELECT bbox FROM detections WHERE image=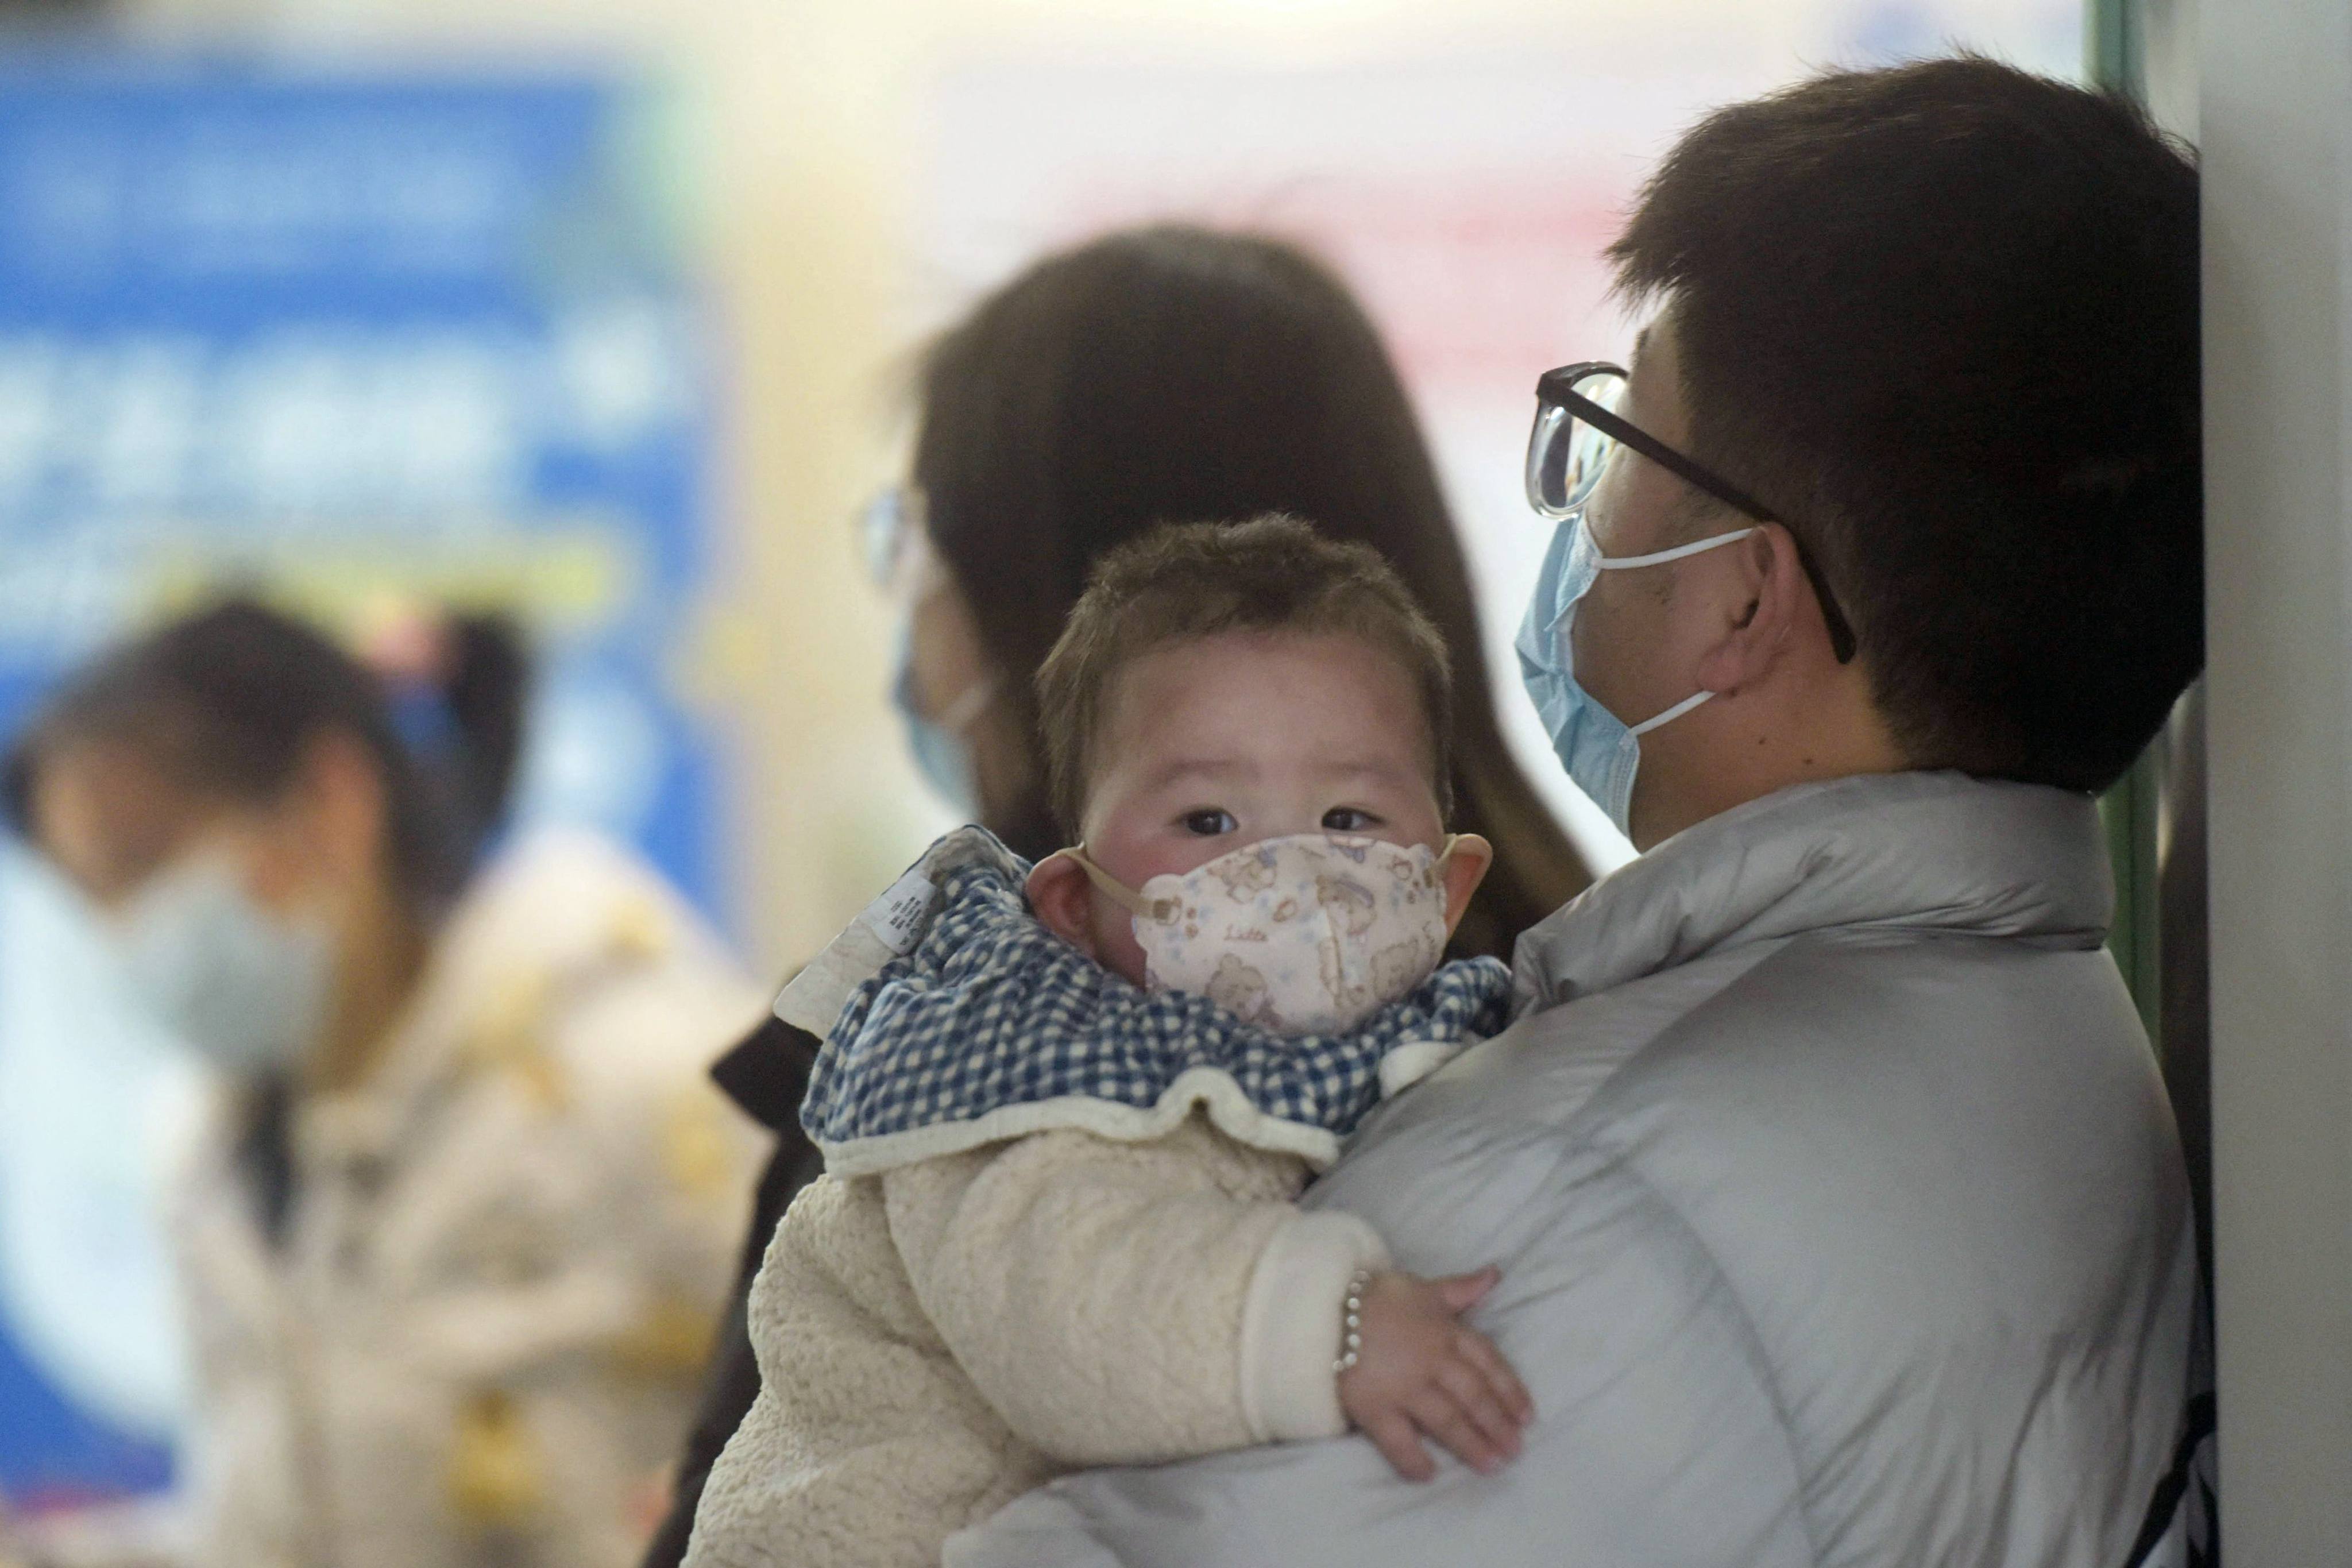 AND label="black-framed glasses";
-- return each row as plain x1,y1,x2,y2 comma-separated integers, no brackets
1528,361,1858,665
